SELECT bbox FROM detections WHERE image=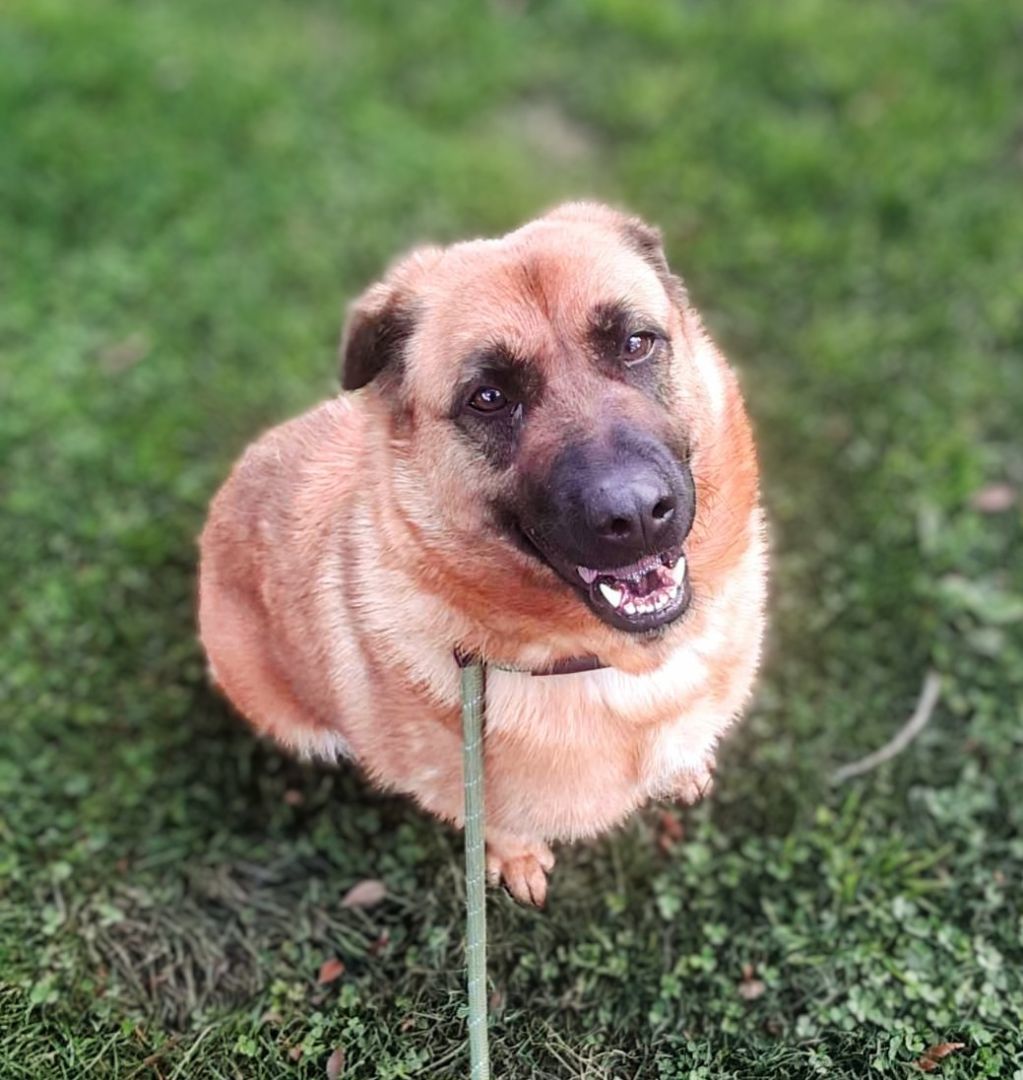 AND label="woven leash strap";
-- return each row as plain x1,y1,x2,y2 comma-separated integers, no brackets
460,656,490,1080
